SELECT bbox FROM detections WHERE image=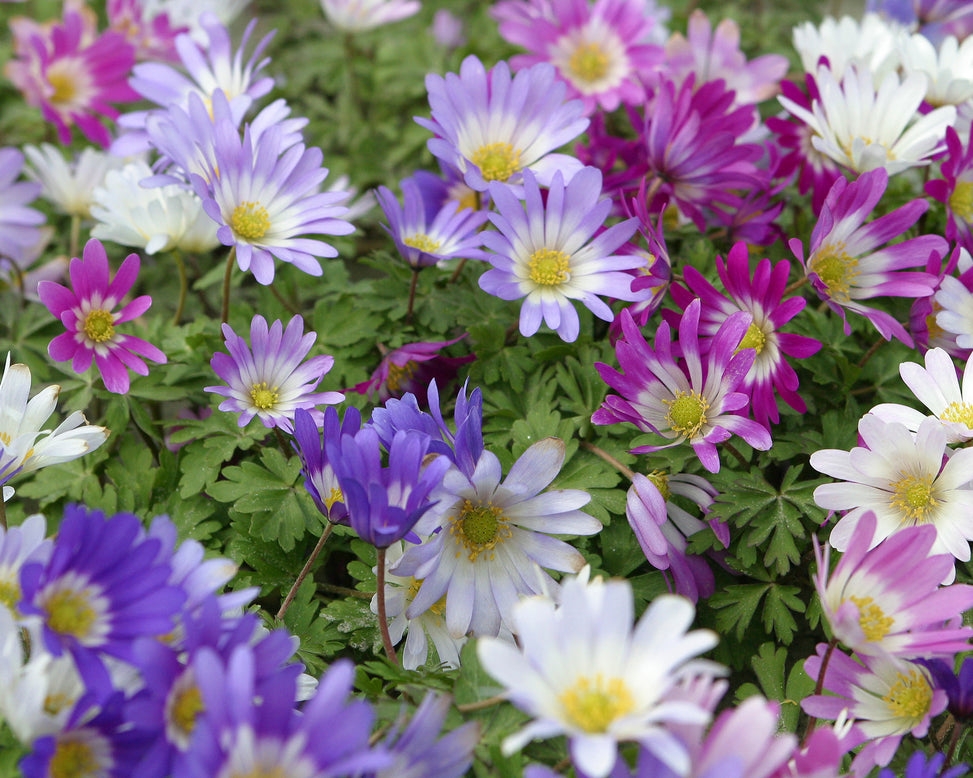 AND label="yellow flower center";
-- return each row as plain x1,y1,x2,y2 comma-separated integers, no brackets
46,62,79,106
889,473,939,523
559,675,635,733
808,244,860,303
408,577,447,616
324,487,343,512
170,684,204,740
736,322,766,355
941,401,973,428
883,668,933,724
926,303,945,343
82,309,115,343
949,181,973,221
566,41,609,86
664,390,709,438
403,234,441,254
49,737,101,778
449,500,511,561
528,248,570,286
44,692,74,716
231,201,271,241
0,574,20,613
44,588,98,640
469,142,521,183
386,361,417,393
249,382,279,411
646,469,671,502
848,595,894,642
